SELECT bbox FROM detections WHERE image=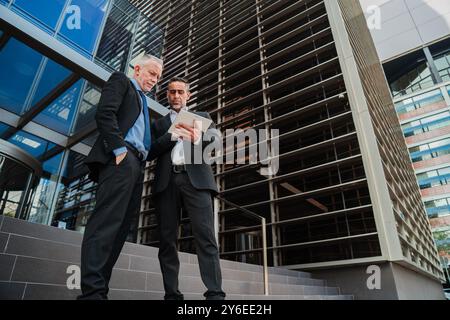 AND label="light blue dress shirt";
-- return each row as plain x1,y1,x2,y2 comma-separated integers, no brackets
113,79,151,159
